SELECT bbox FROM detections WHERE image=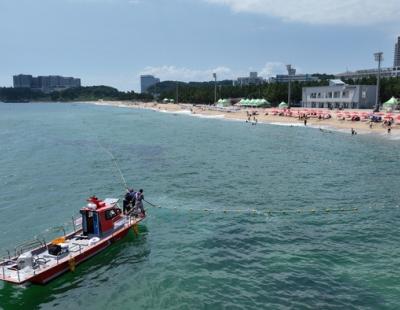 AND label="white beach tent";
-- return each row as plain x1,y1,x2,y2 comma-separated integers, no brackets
279,102,289,109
